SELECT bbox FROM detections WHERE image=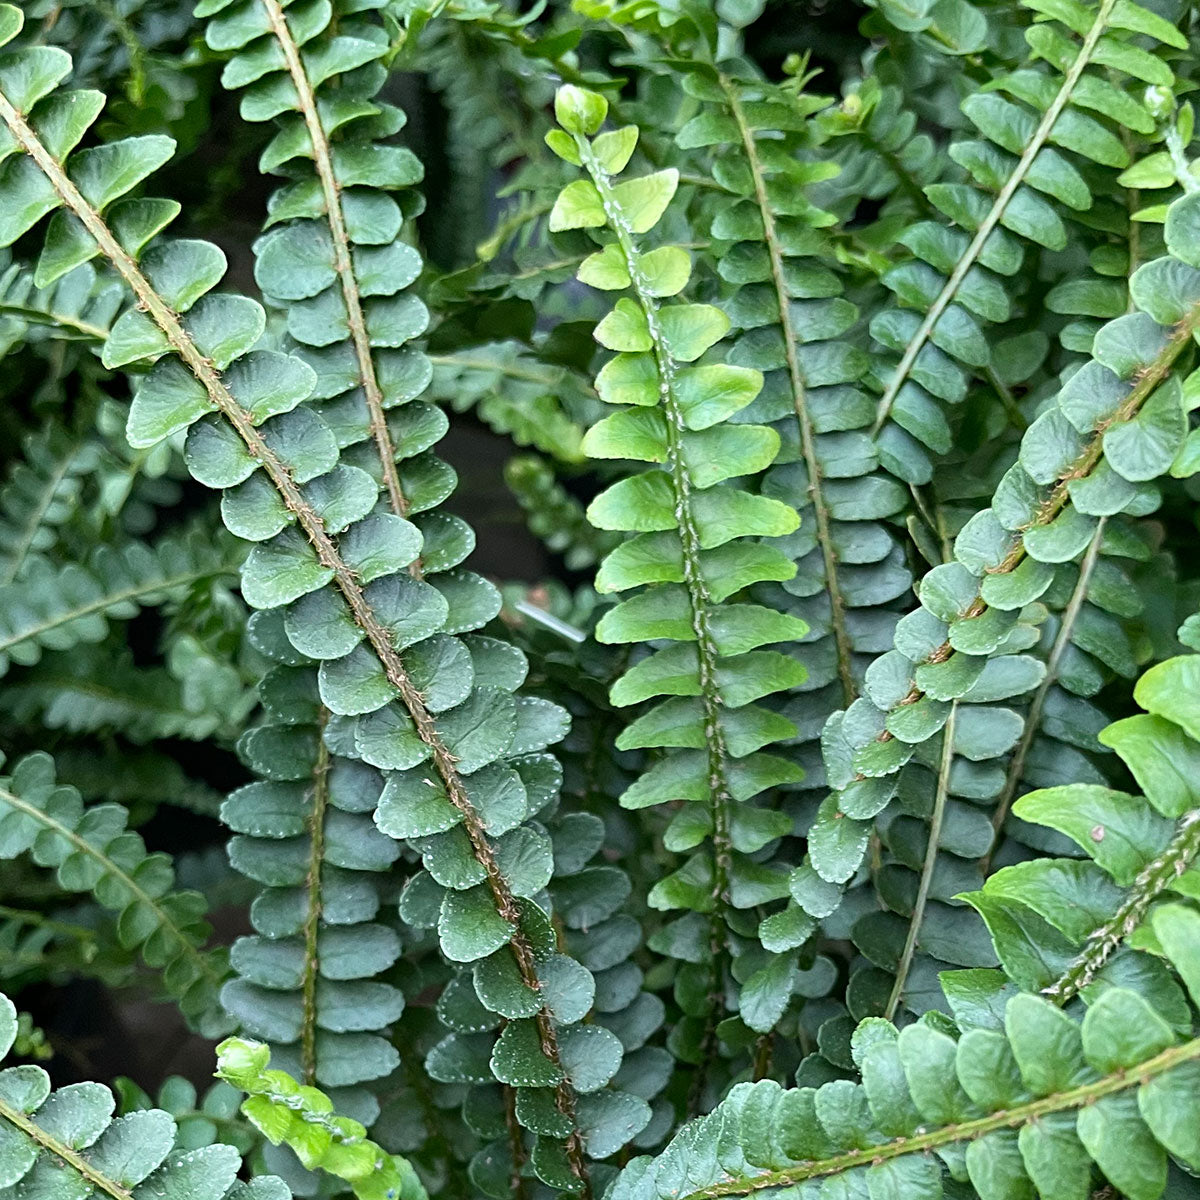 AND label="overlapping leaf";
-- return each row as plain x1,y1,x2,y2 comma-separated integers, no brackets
0,11,649,1193
548,84,810,1062
609,904,1200,1199
795,187,1200,1022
